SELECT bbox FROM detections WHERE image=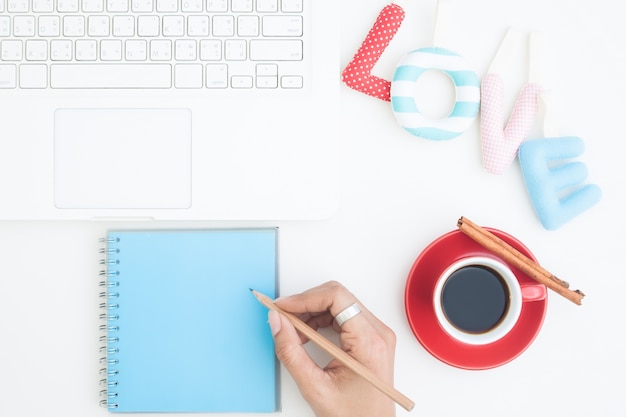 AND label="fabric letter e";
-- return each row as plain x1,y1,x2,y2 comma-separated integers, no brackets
518,137,602,230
